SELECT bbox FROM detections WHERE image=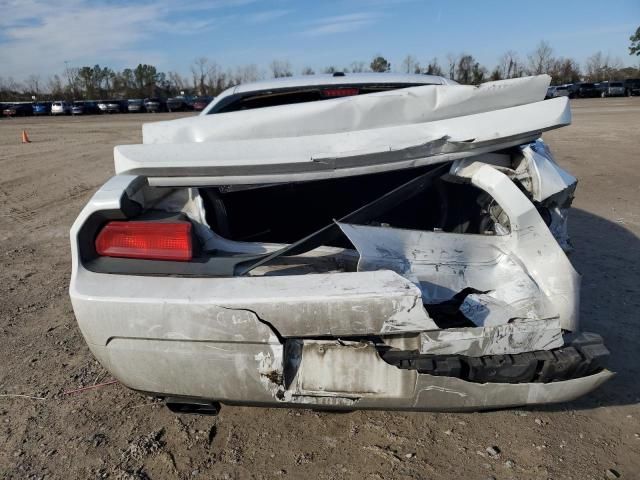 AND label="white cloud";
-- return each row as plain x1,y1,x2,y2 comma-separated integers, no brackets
0,1,164,78
164,0,258,12
301,13,383,36
0,0,261,79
